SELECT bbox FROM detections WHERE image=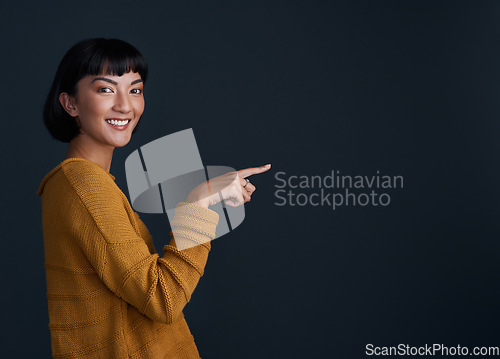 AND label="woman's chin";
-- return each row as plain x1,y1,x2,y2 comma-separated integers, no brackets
114,140,131,148
110,135,133,148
